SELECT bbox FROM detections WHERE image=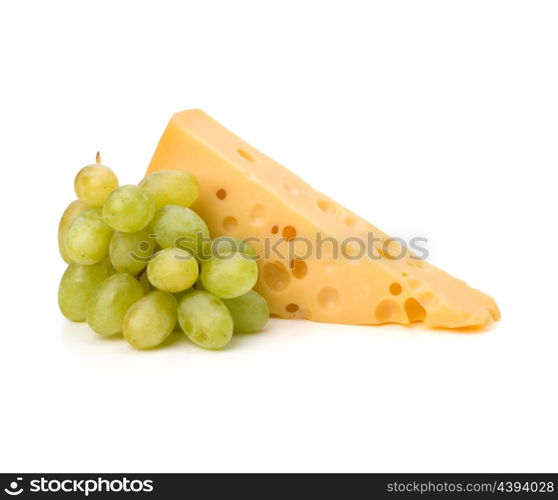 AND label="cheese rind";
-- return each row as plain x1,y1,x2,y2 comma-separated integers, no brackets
147,110,500,328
